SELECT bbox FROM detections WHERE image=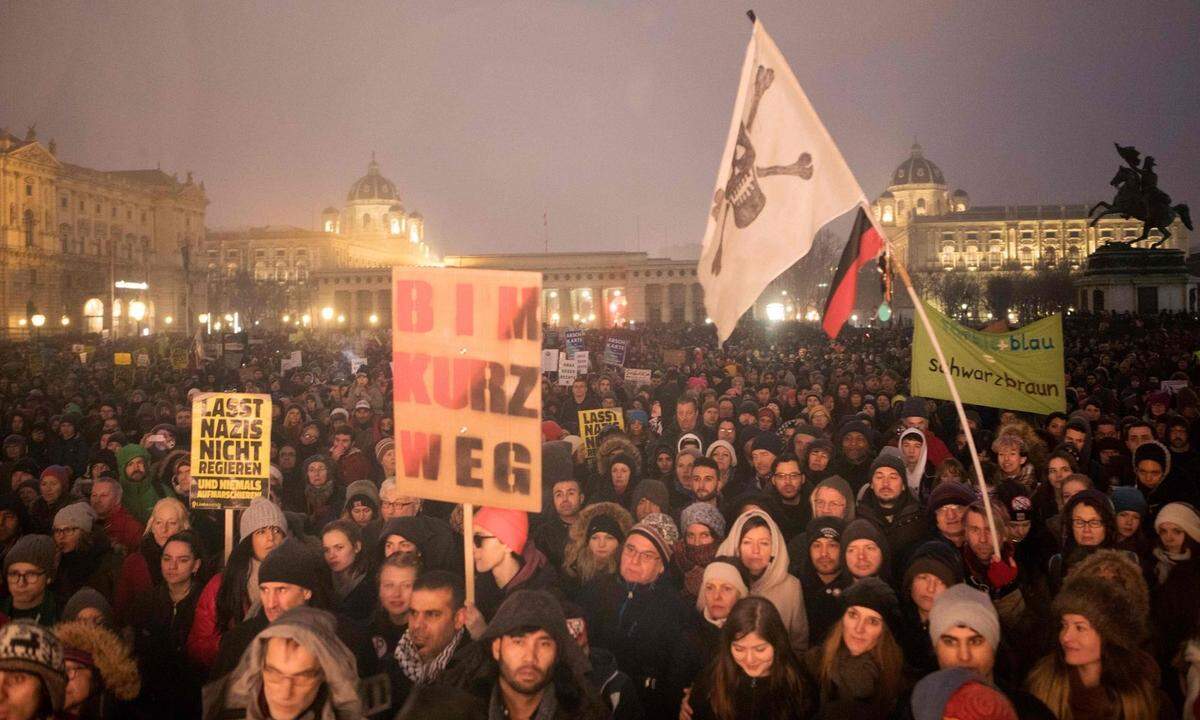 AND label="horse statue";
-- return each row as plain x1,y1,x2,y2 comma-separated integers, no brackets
1089,143,1192,248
